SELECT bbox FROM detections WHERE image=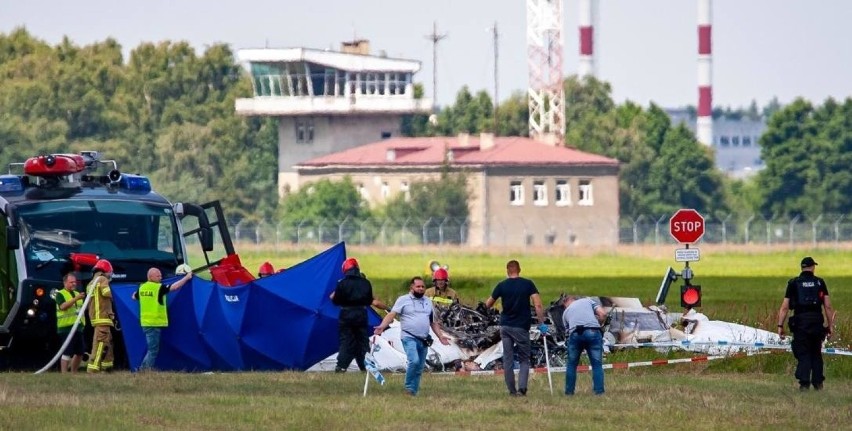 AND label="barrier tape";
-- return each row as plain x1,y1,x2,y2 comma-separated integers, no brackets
447,354,730,376
610,341,852,356
444,345,851,377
